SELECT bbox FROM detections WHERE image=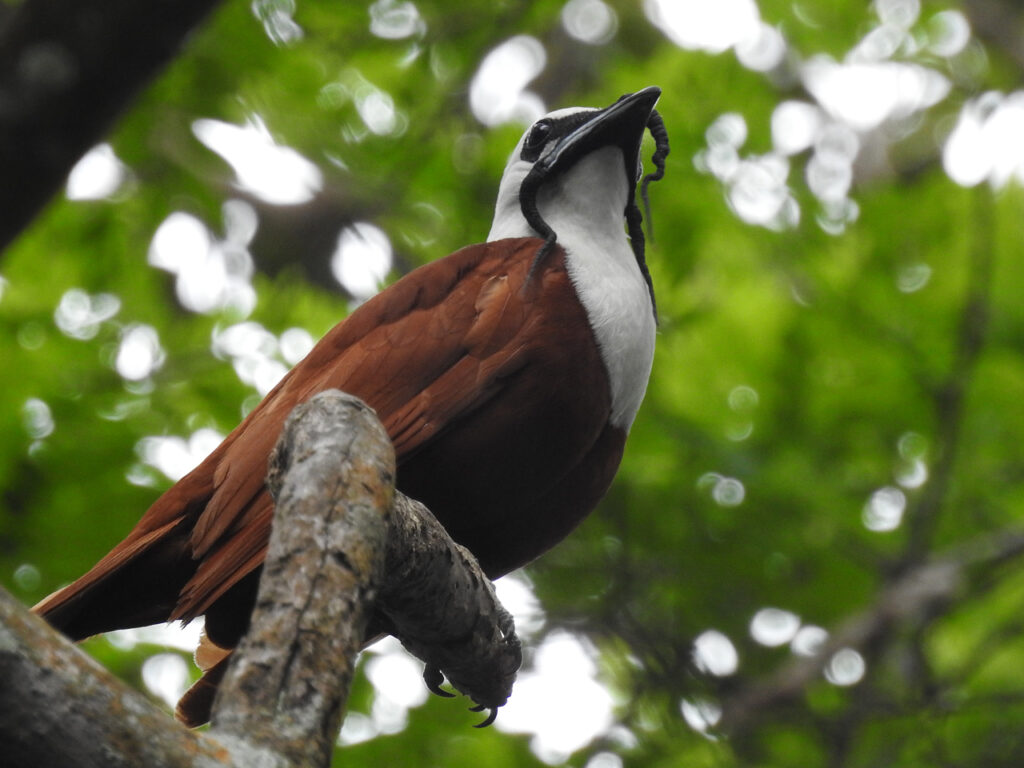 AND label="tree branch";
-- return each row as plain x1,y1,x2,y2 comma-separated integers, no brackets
0,587,221,768
382,494,521,714
0,389,519,766
0,0,224,254
210,390,396,766
719,526,1024,734
963,0,1024,75
902,187,994,565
